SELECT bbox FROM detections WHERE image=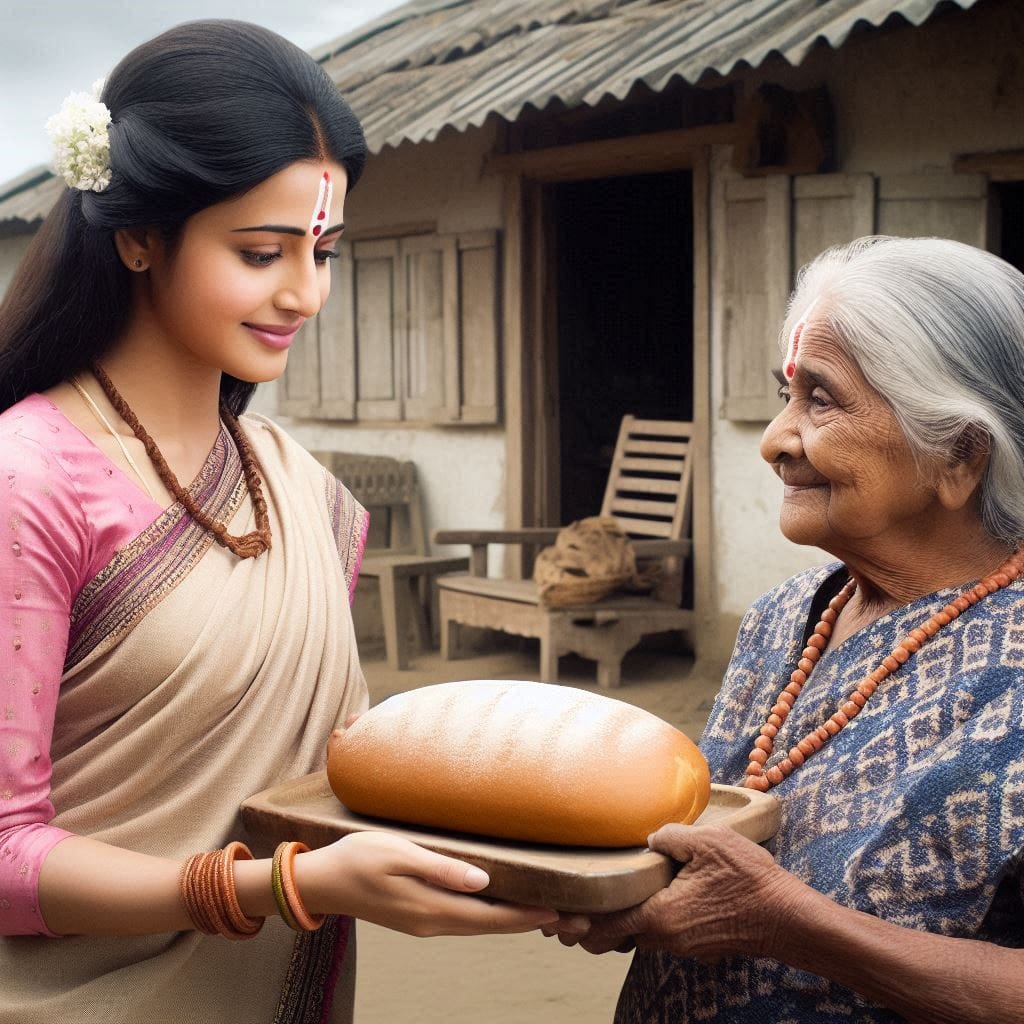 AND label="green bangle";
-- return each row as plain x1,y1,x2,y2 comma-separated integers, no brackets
271,843,303,931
